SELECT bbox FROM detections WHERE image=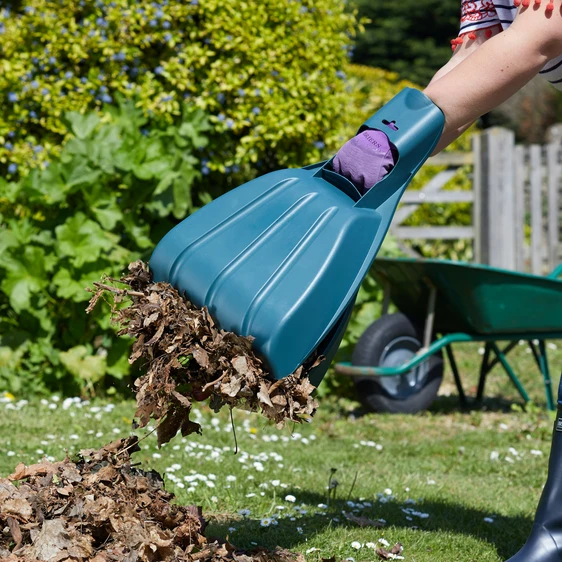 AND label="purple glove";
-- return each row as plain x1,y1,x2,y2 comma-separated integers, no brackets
332,129,397,195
